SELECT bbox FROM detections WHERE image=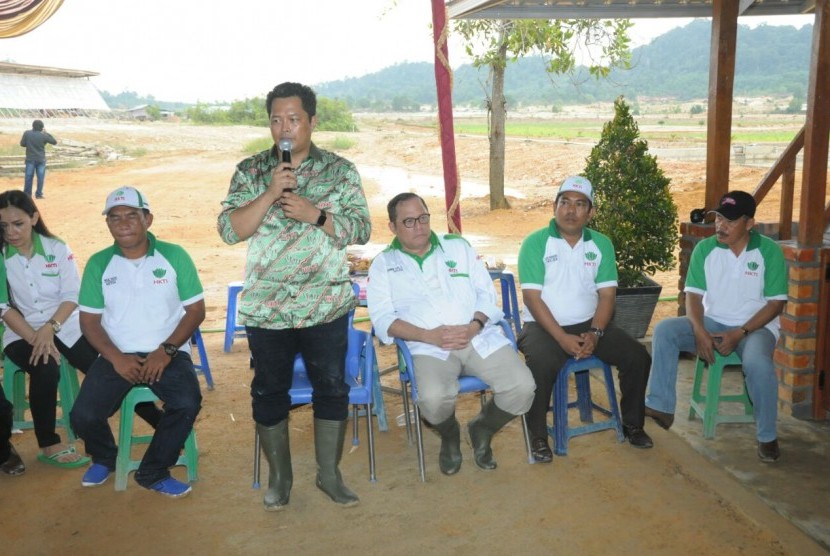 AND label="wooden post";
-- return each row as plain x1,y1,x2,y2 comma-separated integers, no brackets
802,0,830,246
705,0,739,210
431,0,462,234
